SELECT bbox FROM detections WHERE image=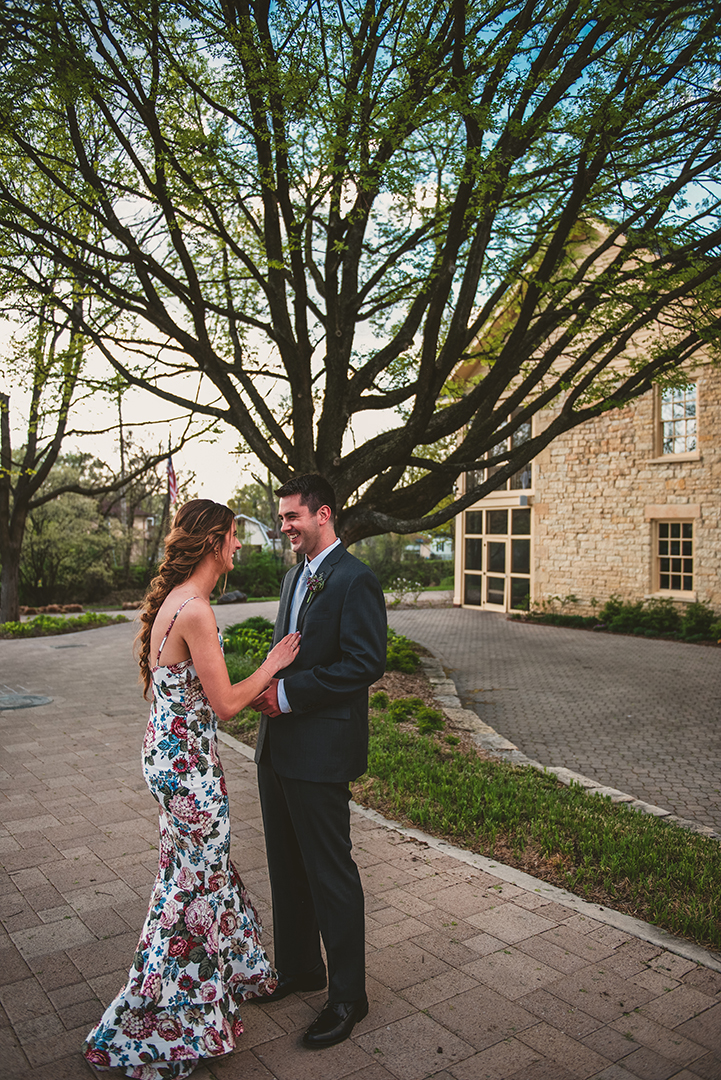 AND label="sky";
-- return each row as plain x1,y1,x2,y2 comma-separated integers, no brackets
1,321,393,512
0,321,257,507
